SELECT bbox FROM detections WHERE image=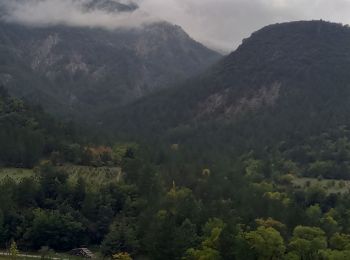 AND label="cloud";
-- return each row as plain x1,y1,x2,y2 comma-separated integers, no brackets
138,0,350,52
2,0,350,52
0,0,155,29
